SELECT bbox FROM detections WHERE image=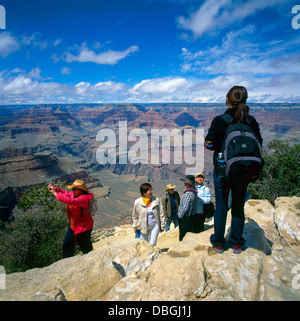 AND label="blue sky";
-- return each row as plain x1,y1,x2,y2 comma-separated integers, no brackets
0,0,299,104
